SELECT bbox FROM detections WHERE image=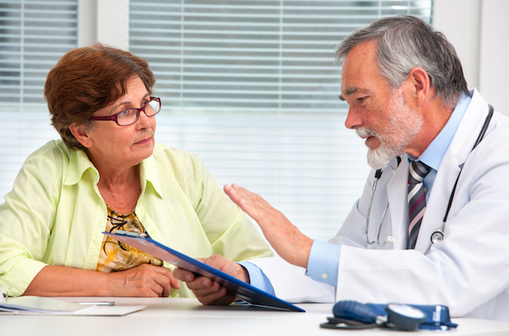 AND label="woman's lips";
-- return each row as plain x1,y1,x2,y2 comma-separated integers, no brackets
134,137,152,146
